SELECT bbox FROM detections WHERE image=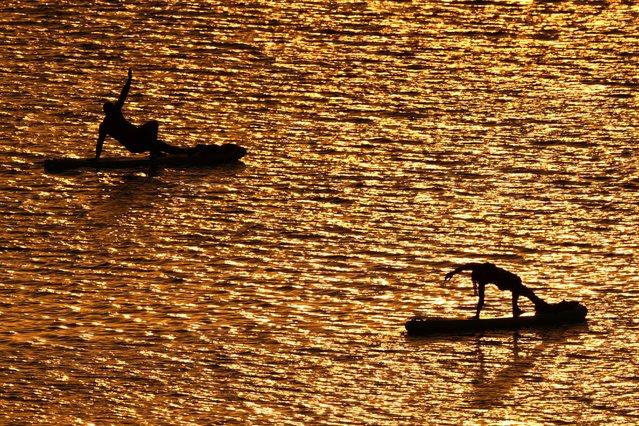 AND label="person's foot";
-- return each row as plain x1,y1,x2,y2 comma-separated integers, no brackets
535,301,551,313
